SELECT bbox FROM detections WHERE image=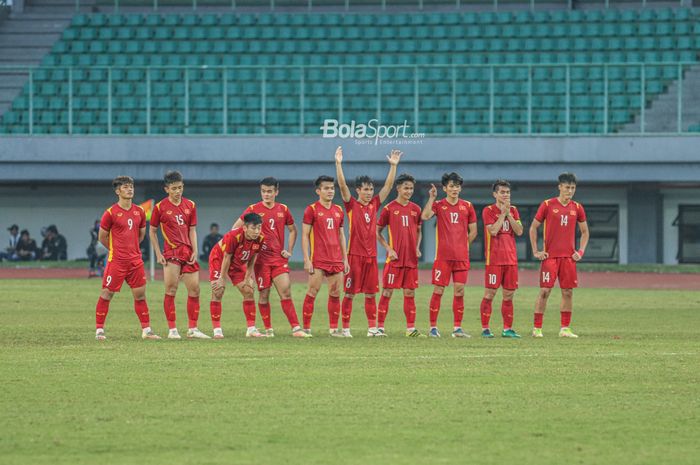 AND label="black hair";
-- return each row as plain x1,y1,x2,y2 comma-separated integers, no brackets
243,213,263,226
492,179,511,192
315,175,335,188
210,223,219,229
112,175,134,190
441,172,463,187
164,170,184,186
355,175,374,189
558,172,578,185
260,177,279,189
395,173,416,186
